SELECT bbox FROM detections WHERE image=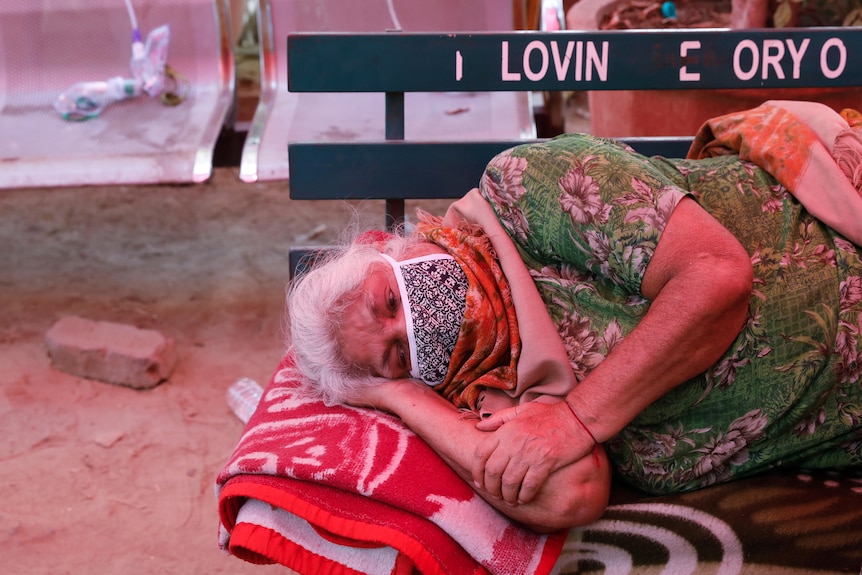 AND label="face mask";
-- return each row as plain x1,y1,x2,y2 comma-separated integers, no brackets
380,253,468,385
